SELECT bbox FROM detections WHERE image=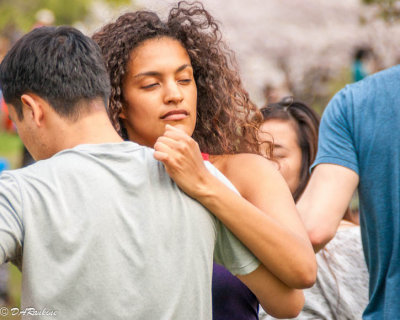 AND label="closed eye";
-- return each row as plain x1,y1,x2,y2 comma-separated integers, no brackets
141,83,159,89
178,79,191,84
